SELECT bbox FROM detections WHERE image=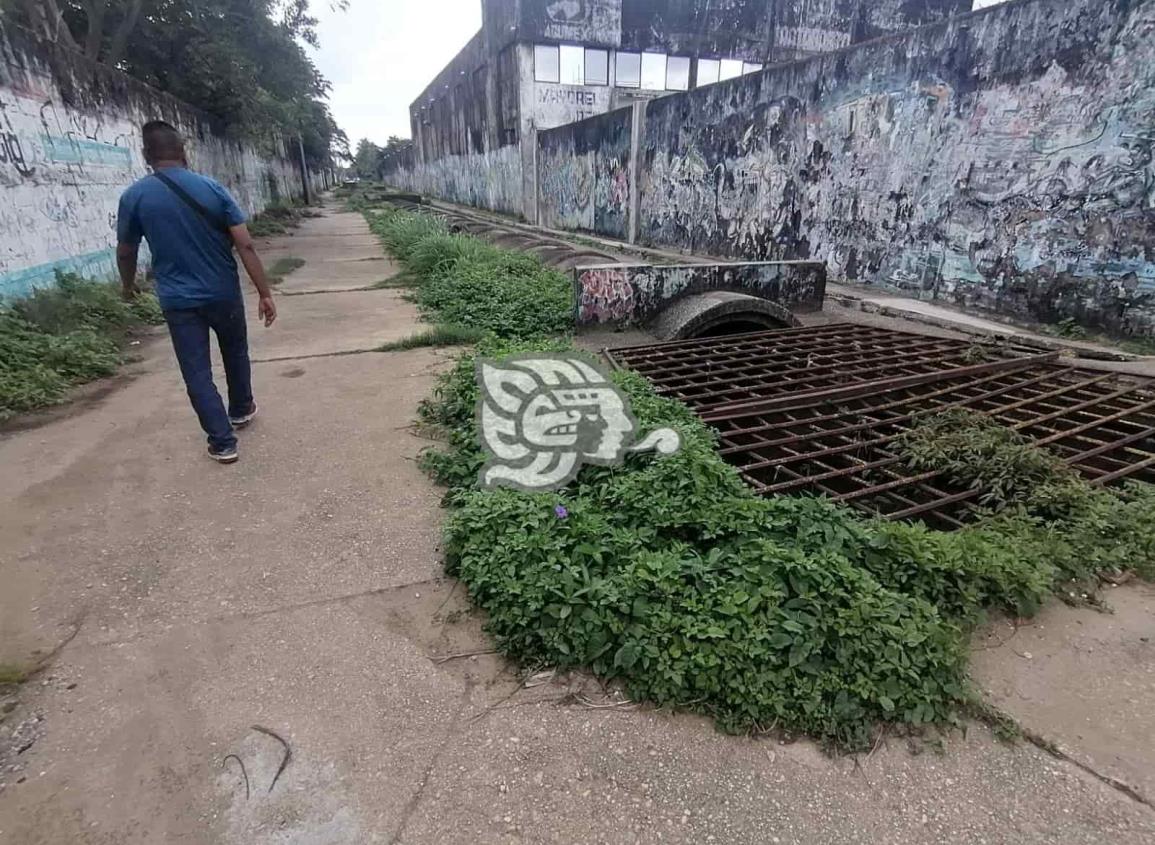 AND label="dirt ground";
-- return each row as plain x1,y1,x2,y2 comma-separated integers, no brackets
1,203,1153,844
